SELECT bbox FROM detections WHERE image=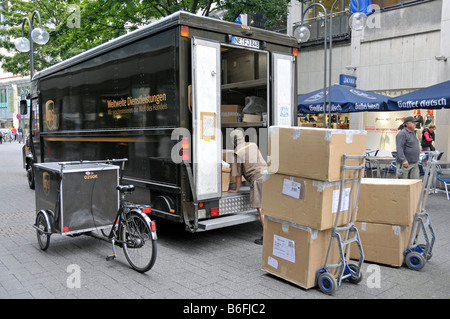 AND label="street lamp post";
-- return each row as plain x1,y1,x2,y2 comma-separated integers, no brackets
295,3,328,128
14,10,49,78
329,0,367,128
294,0,367,128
